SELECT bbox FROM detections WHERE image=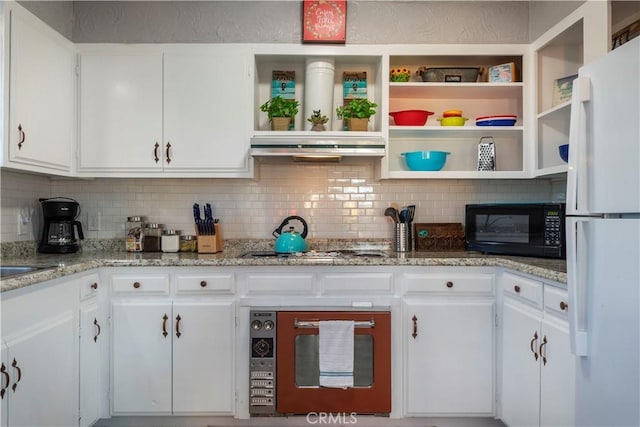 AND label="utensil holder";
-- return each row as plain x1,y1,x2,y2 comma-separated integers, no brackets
394,223,412,252
195,223,224,253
